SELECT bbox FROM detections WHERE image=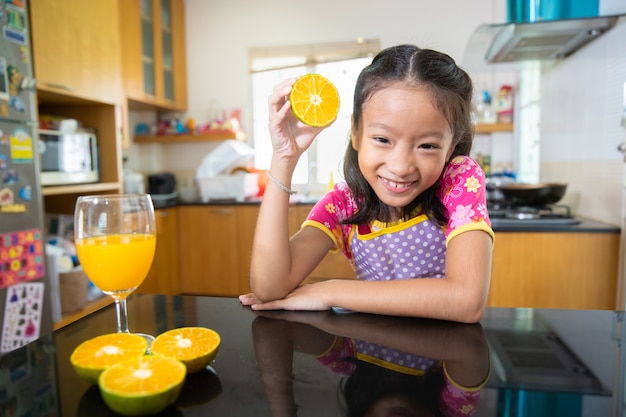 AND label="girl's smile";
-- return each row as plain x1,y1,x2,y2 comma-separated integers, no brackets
352,84,454,218
379,177,416,193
